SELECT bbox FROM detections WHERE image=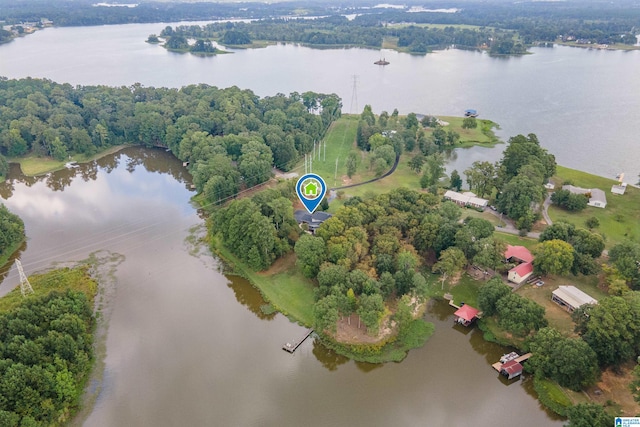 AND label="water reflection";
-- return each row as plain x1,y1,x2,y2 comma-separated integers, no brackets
225,274,277,321
0,147,193,200
311,339,349,371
